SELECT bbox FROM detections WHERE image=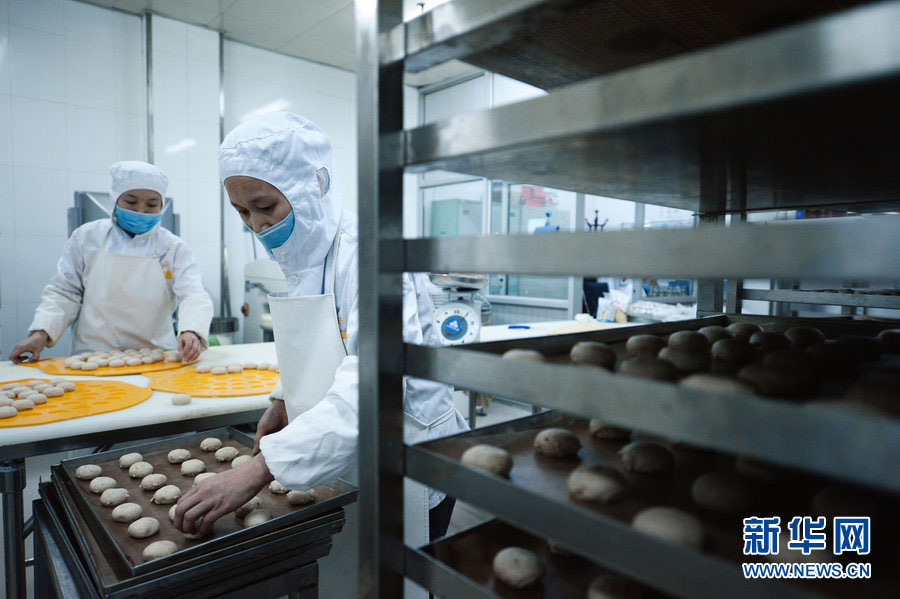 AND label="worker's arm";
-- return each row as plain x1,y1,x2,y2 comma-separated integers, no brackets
169,240,214,349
